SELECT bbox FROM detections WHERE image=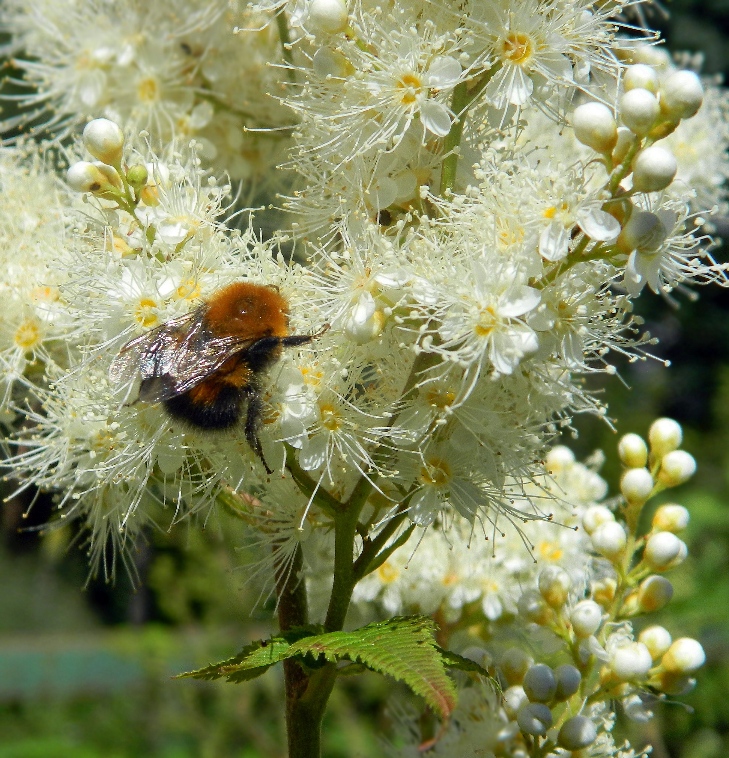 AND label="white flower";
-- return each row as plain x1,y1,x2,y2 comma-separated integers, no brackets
433,260,540,376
